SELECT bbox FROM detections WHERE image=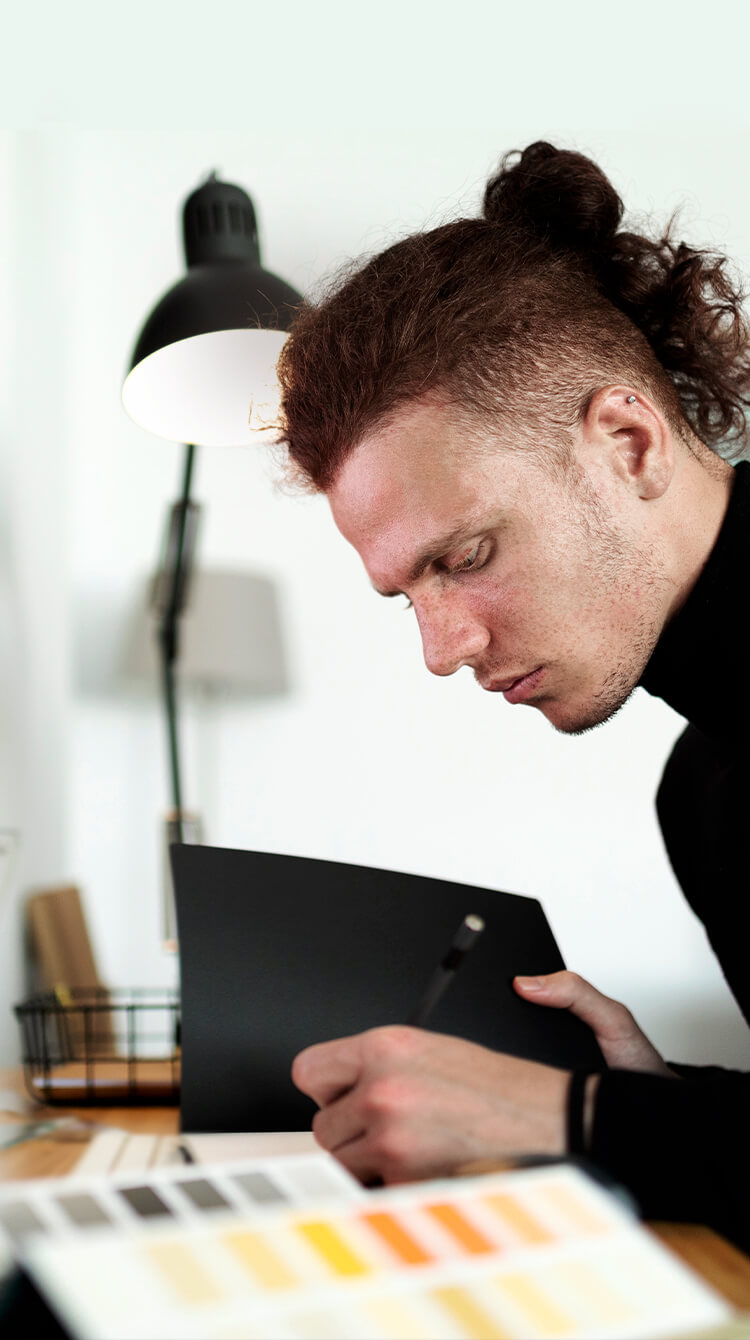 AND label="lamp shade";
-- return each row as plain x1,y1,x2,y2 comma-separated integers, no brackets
74,570,289,699
124,569,289,697
122,176,303,447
